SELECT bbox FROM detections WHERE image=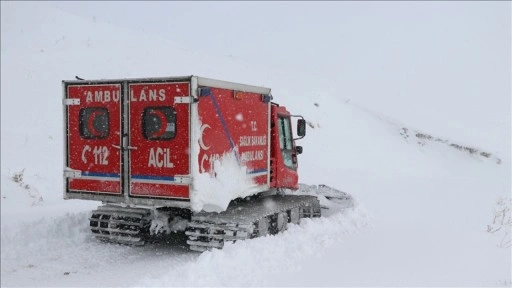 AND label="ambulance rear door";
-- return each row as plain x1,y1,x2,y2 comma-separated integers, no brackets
127,81,191,199
64,82,123,195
